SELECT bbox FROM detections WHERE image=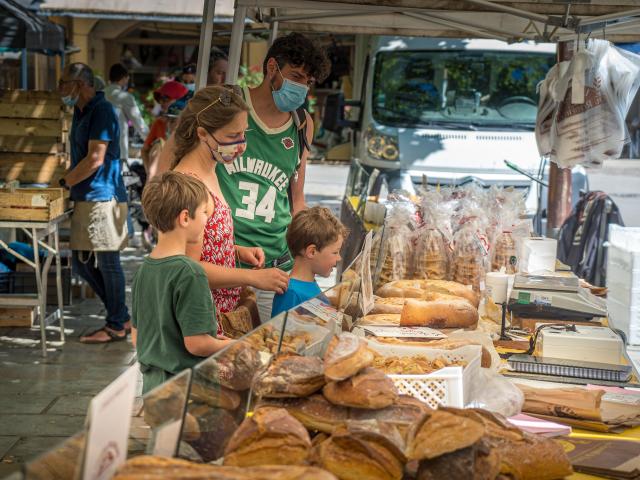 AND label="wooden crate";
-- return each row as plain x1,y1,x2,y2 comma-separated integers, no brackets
0,90,69,185
0,187,66,221
0,307,34,328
